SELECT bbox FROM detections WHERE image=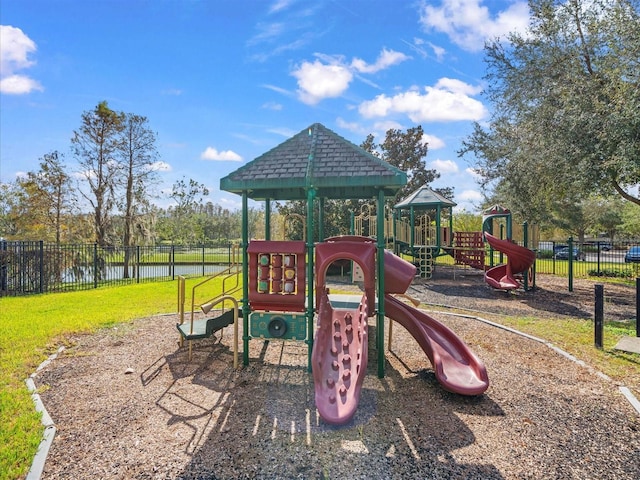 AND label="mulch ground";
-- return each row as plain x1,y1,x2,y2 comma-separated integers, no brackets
34,269,640,479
